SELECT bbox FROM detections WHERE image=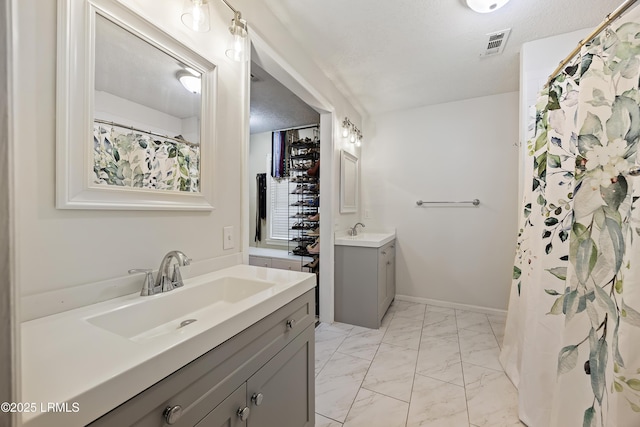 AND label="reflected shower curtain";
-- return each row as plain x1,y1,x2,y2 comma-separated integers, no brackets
501,7,640,427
